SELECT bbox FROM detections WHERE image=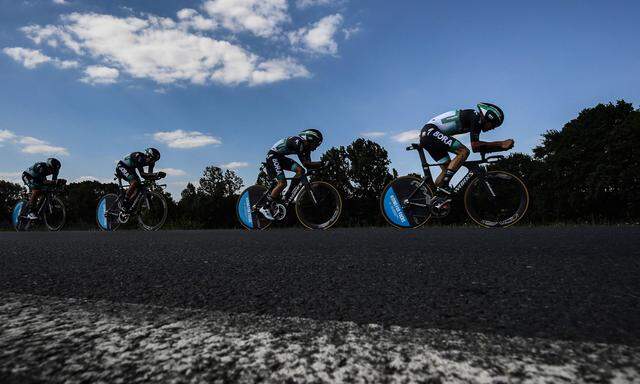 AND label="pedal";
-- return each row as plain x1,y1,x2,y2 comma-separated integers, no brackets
118,211,130,224
272,203,287,221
